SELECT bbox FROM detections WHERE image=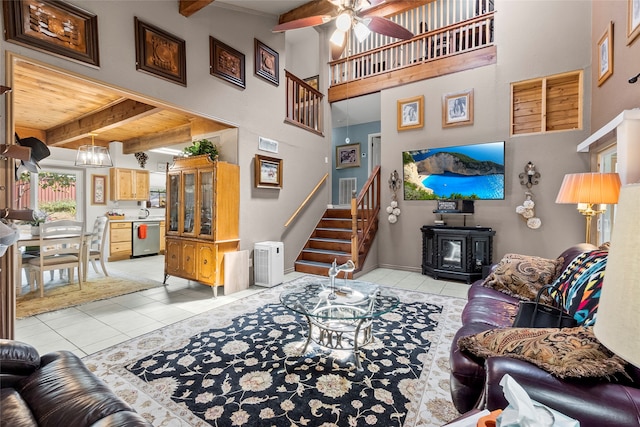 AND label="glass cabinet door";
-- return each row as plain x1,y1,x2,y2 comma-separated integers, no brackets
183,170,196,235
199,169,214,238
167,172,181,233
